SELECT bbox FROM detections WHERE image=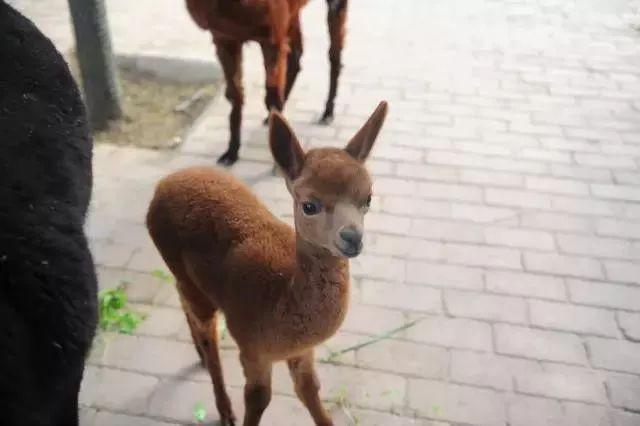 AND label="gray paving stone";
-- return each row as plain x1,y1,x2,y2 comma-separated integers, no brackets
528,300,619,337
405,315,493,351
617,311,640,341
568,279,640,311
486,270,567,301
495,324,588,365
361,280,441,313
357,339,448,379
445,289,528,324
450,350,541,391
514,369,607,403
607,374,640,412
588,337,640,374
92,412,175,426
408,379,506,426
